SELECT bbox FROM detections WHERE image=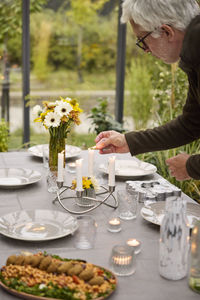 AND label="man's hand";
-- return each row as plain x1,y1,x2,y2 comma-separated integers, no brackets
166,153,191,181
95,130,130,154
